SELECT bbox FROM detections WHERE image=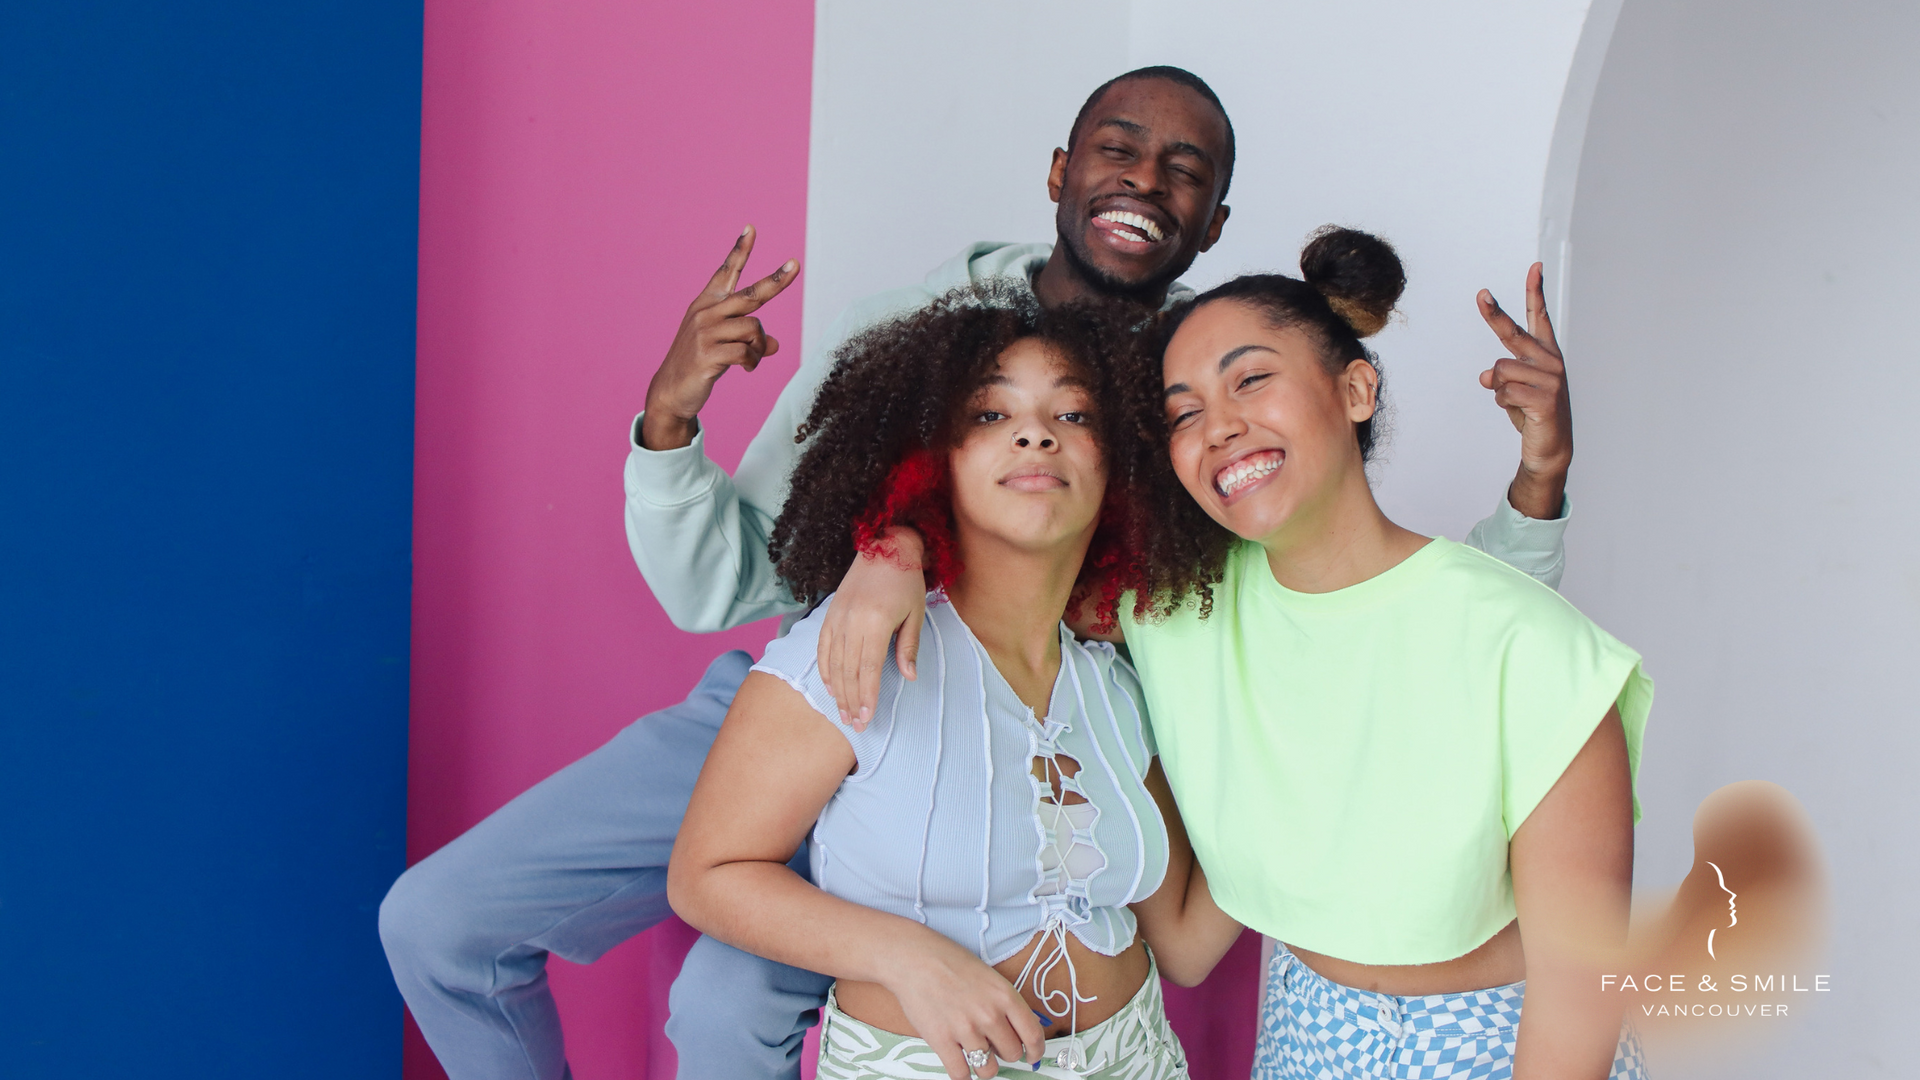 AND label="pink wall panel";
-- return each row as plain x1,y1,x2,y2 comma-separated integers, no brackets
410,1,814,1076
